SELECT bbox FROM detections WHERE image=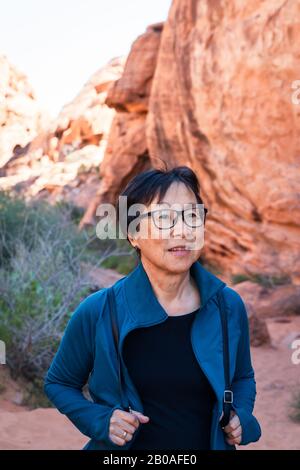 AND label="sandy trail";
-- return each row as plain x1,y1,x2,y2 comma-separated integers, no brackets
0,317,299,450
240,316,300,450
